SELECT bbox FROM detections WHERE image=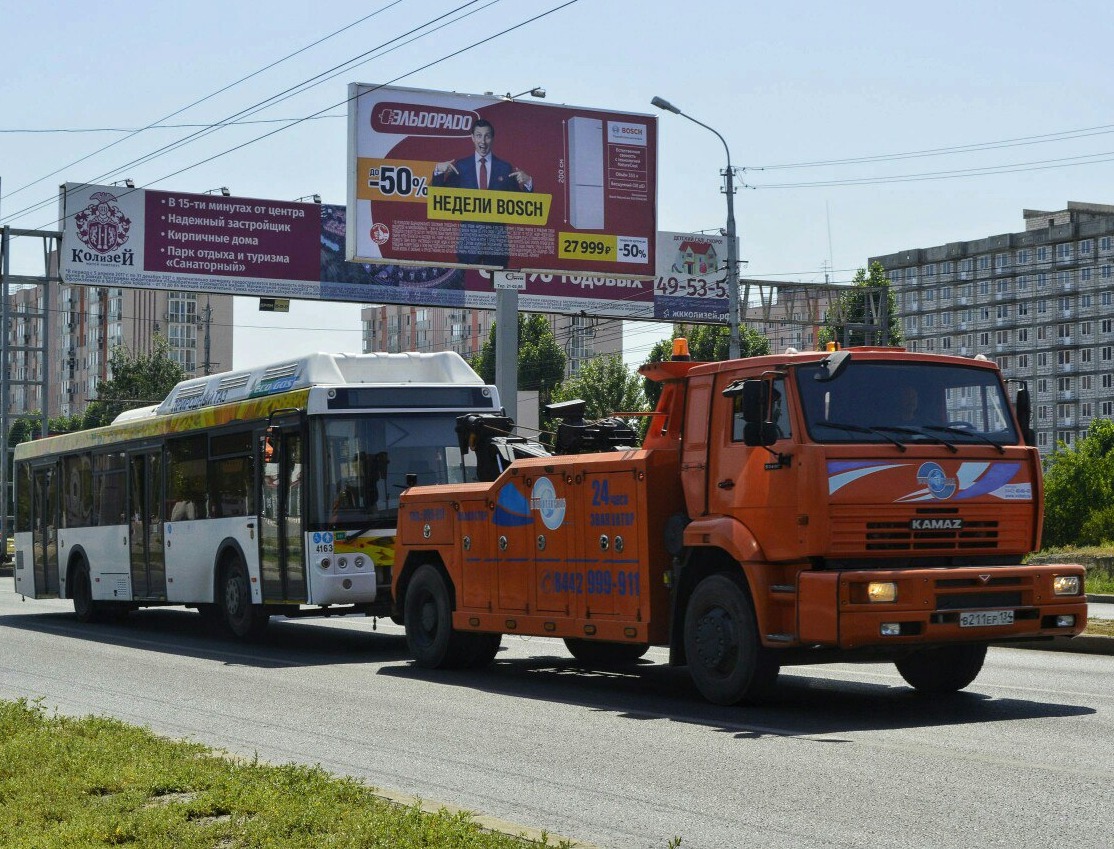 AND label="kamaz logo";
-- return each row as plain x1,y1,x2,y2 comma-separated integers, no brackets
911,518,963,531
